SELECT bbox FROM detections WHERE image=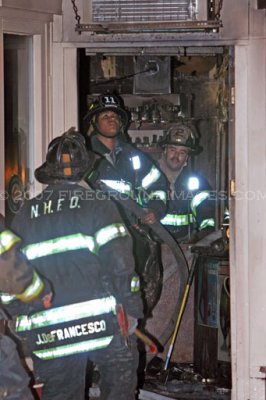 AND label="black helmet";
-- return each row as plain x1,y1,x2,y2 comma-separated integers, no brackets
83,94,131,135
35,128,90,184
159,123,198,153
